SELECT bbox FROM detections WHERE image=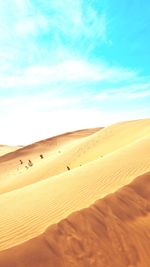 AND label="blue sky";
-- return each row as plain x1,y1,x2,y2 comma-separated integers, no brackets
0,0,150,145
